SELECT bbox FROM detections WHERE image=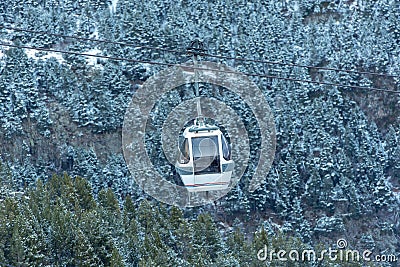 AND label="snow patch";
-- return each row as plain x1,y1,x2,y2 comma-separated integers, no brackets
292,1,299,12
139,63,153,72
394,191,400,203
24,47,104,68
0,39,12,59
24,48,38,59
85,48,103,67
90,28,99,40
110,0,119,13
24,49,65,64
40,52,64,63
